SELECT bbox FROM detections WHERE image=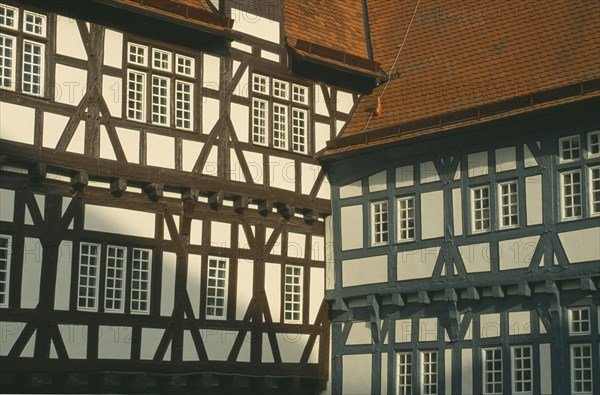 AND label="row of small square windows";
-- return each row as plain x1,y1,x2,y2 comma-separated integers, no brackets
0,4,46,36
0,236,304,323
559,131,600,162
